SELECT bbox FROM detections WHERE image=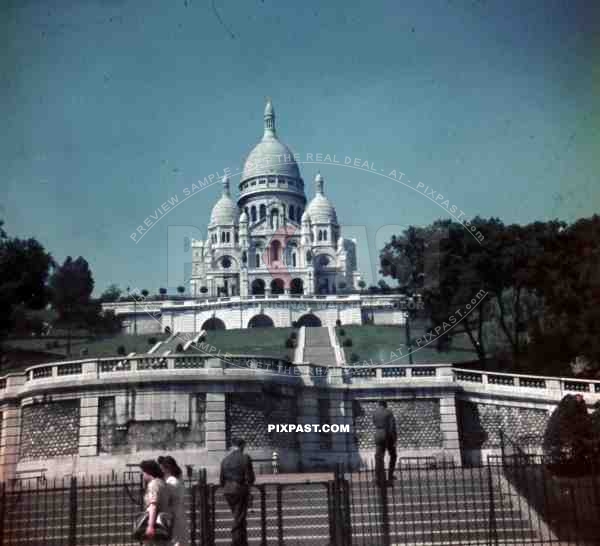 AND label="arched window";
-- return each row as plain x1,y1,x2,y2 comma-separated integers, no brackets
306,251,312,263
297,207,302,221
234,232,239,243
270,209,279,229
255,253,260,268
242,251,247,264
221,232,226,242
251,206,257,222
289,207,295,221
292,252,297,267
259,204,266,219
323,230,327,241
226,232,231,243
318,230,323,241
